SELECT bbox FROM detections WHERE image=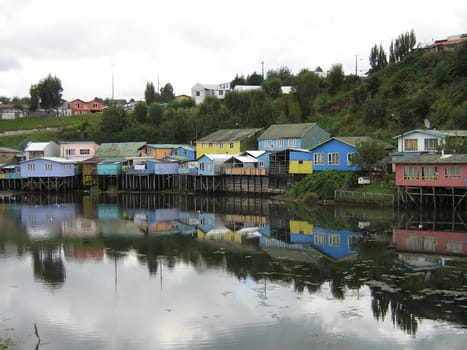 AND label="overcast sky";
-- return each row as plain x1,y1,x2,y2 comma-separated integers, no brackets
1,0,466,102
